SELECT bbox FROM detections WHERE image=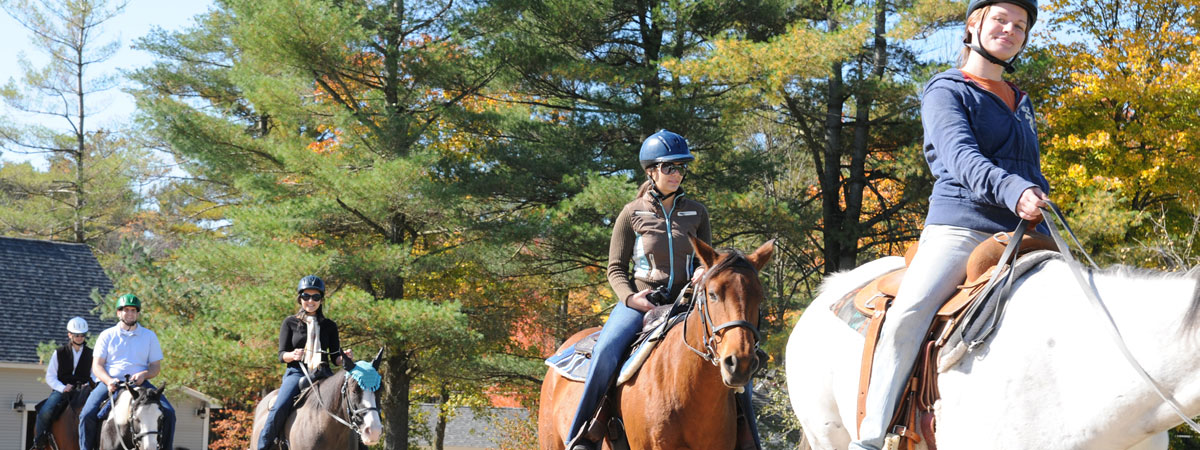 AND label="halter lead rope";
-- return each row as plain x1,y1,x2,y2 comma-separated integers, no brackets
1040,201,1200,434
